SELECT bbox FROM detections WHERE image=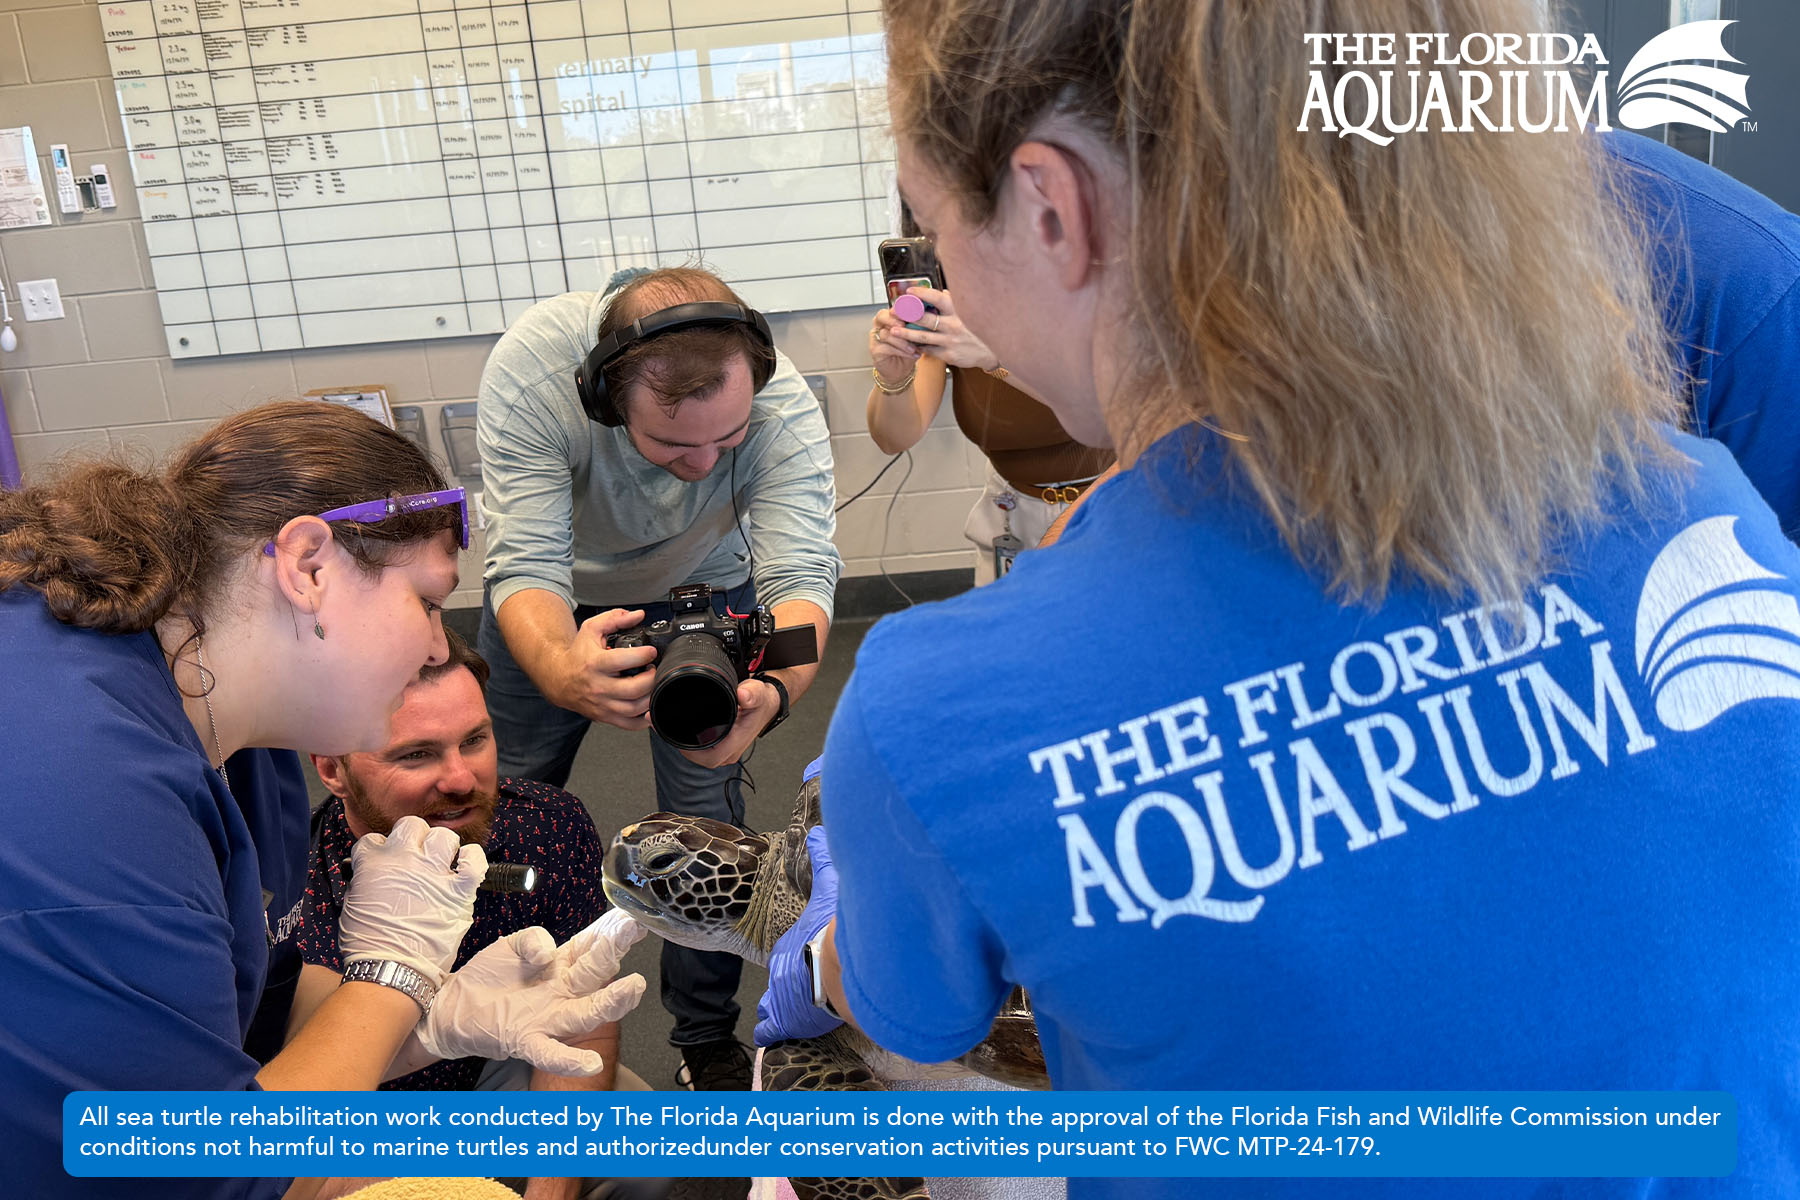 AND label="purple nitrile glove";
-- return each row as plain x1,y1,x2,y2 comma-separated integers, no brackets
754,826,844,1046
